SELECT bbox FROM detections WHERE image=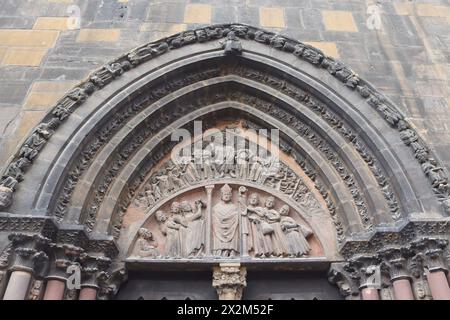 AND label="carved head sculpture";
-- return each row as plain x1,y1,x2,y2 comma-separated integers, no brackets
248,193,259,206
220,184,232,202
138,228,152,240
155,210,167,222
170,201,181,215
0,186,13,208
280,204,290,216
180,201,193,214
265,196,275,209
